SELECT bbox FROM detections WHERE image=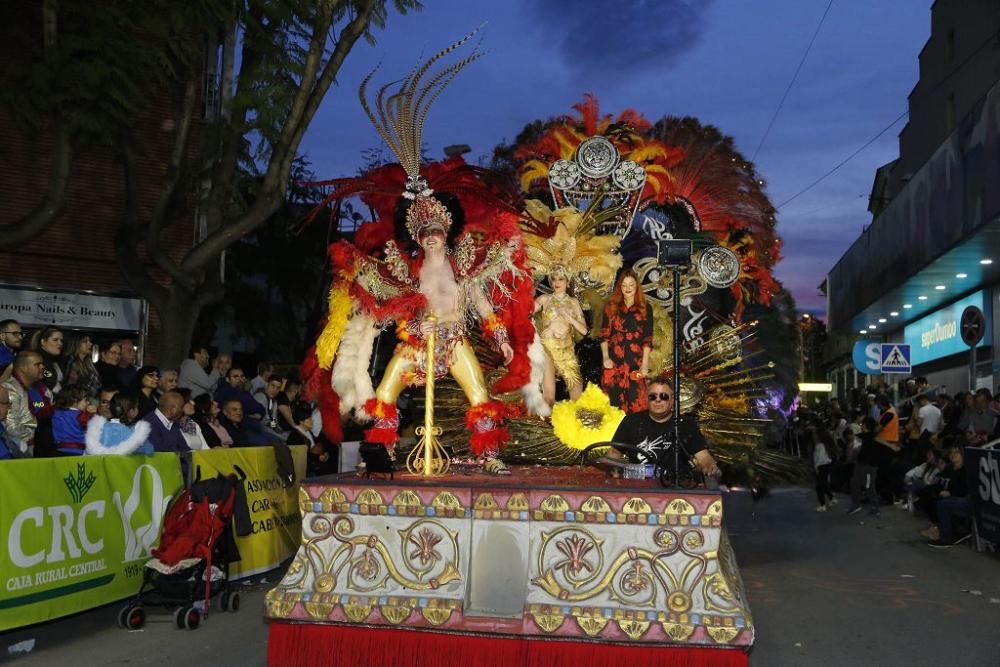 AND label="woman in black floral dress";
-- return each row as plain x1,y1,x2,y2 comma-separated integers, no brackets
600,270,653,412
